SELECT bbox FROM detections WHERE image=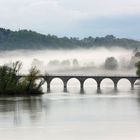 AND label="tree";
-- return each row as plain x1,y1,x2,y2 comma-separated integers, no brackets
135,61,140,76
104,57,118,70
0,61,44,96
72,59,79,68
